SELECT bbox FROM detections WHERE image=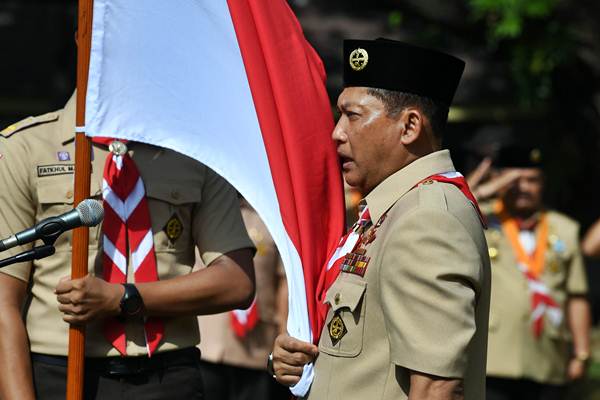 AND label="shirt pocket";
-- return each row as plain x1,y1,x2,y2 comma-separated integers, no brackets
543,251,570,289
319,279,367,357
36,179,101,250
144,181,202,253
